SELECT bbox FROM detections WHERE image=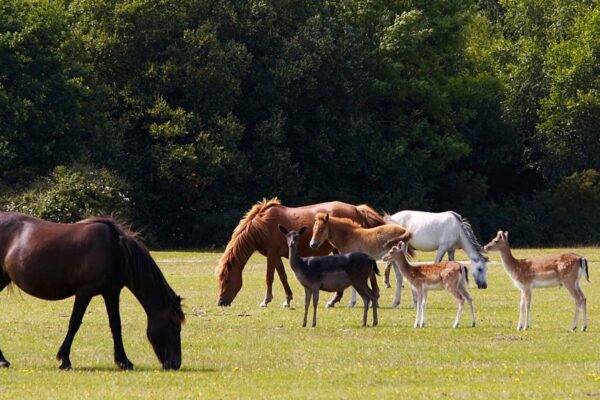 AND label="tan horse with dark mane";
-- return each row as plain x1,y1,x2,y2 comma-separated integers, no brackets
216,198,385,307
309,212,413,308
